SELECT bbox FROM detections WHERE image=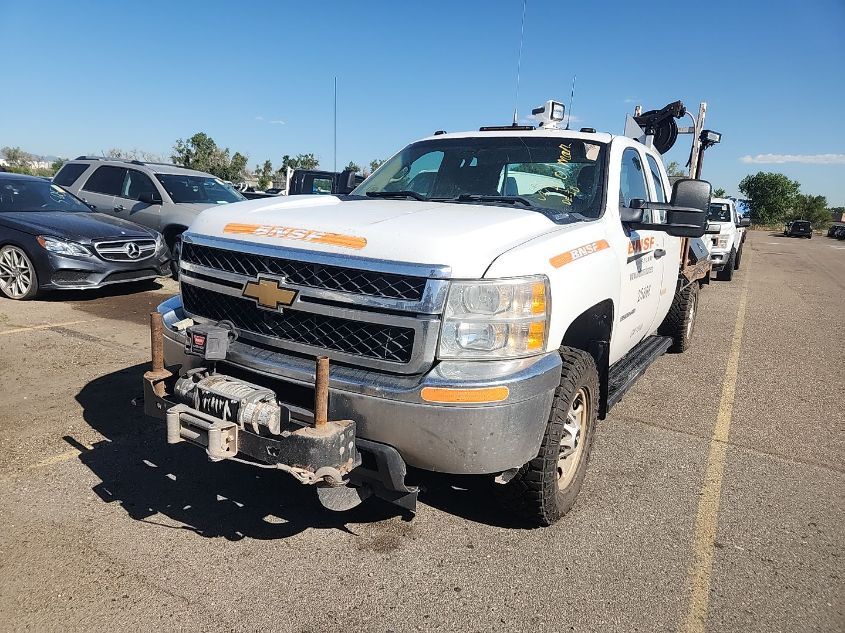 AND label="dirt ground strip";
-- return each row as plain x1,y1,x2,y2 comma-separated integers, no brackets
0,230,842,633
